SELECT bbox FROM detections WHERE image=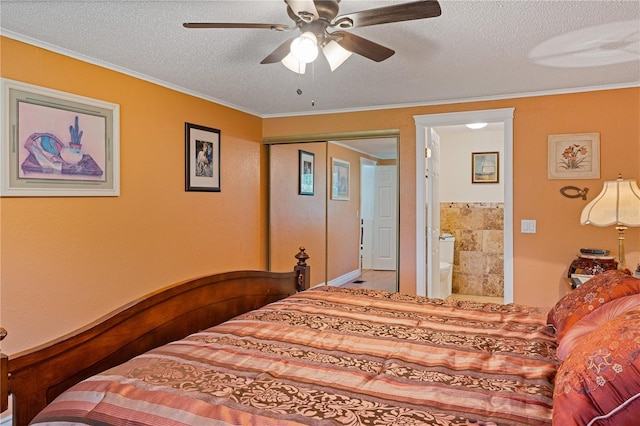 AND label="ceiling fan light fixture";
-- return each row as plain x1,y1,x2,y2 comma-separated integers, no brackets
323,40,353,71
281,52,306,74
185,0,444,75
290,31,319,63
